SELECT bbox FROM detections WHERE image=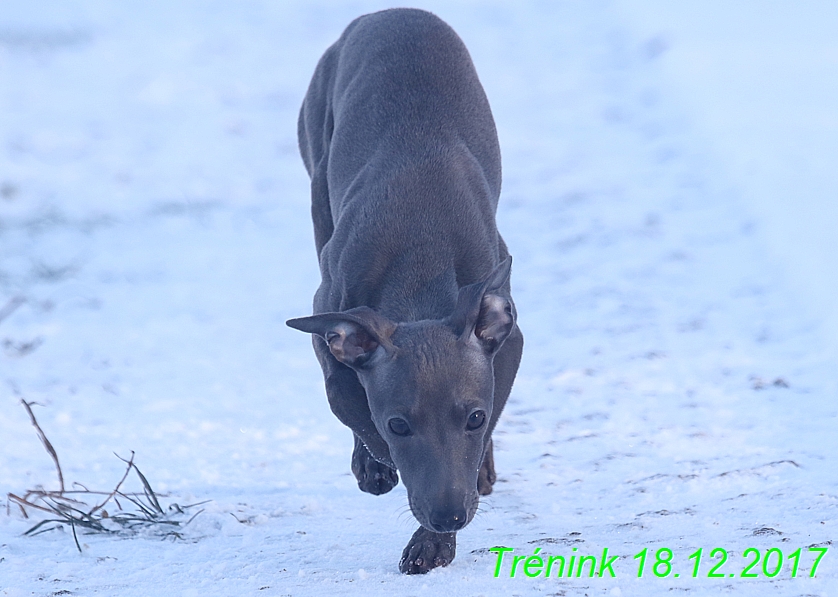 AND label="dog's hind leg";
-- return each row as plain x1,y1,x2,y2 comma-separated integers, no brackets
399,527,456,574
310,159,334,256
298,44,337,257
351,433,399,495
